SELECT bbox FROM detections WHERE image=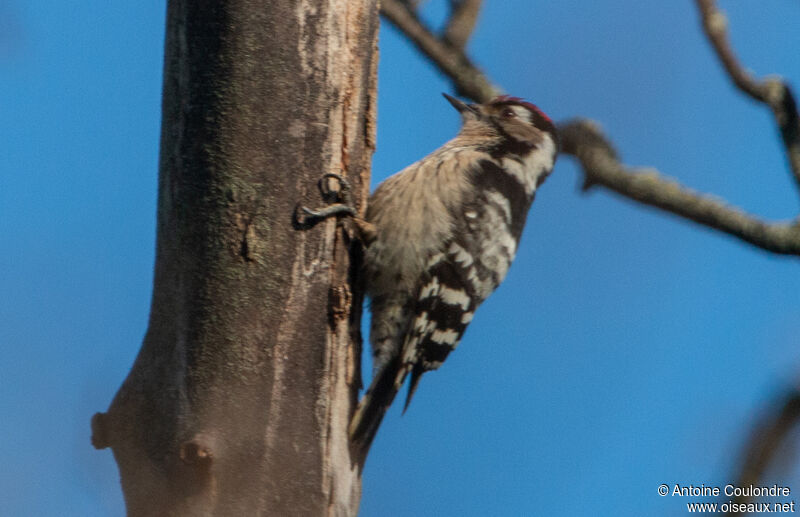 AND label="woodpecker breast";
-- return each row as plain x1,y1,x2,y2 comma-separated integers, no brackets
364,97,557,300
364,143,487,296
